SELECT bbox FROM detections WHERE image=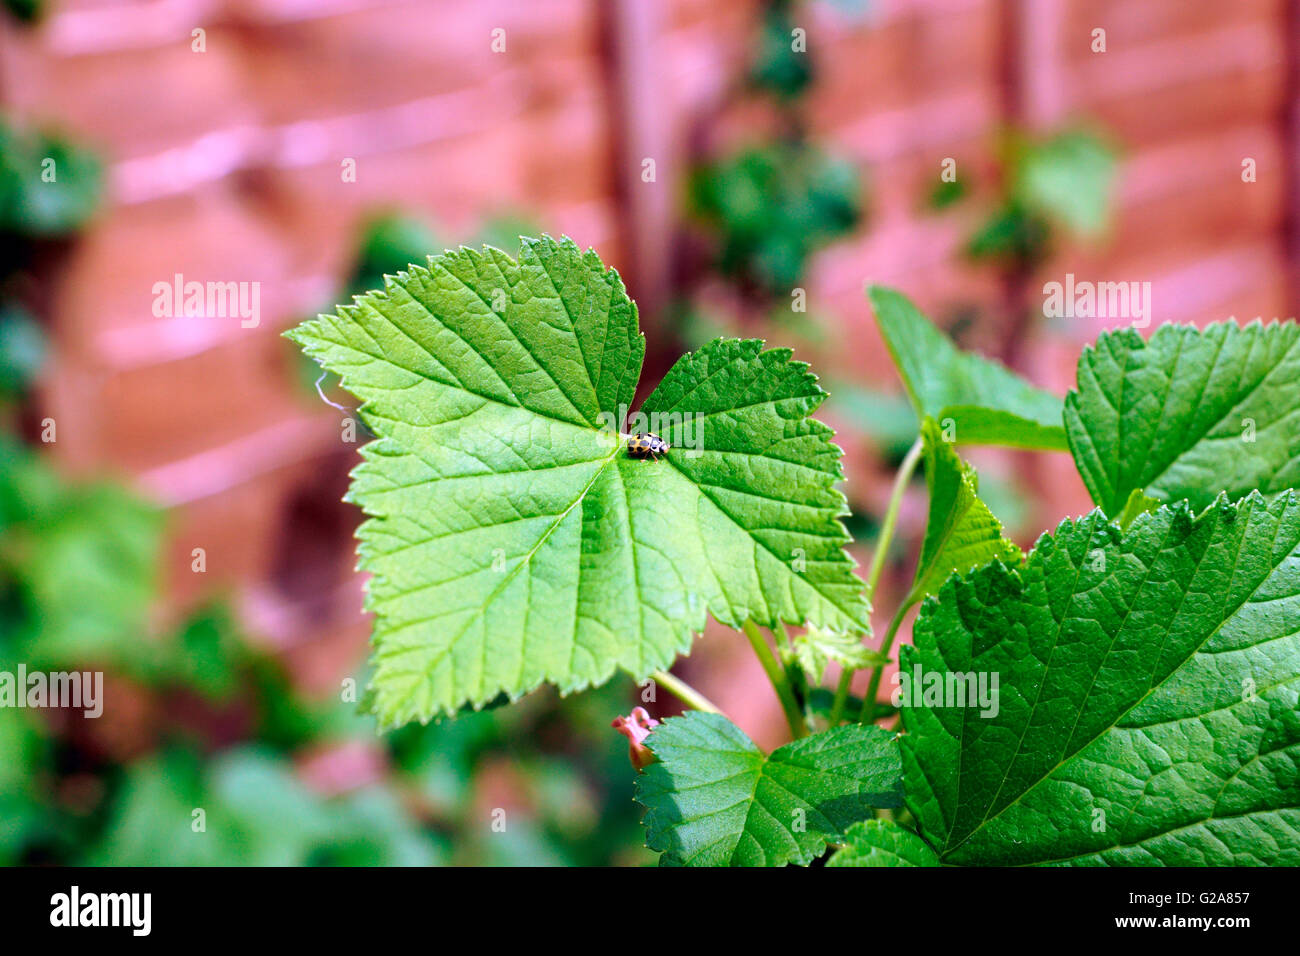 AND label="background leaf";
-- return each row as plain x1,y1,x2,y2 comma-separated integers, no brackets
903,493,1300,865
869,286,1067,449
637,711,902,866
1065,321,1300,515
288,236,866,727
792,624,884,684
1012,128,1117,238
